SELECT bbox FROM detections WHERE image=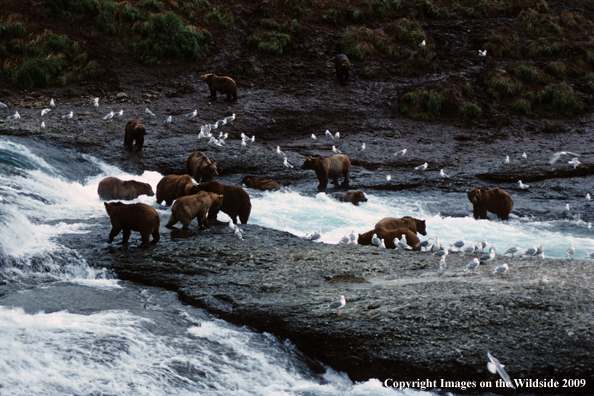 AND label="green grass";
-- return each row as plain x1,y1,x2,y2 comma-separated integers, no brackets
385,18,426,47
508,64,541,85
12,57,63,90
139,0,163,13
512,98,531,115
203,9,234,29
42,0,101,20
478,27,520,58
486,74,522,99
365,0,401,18
399,89,447,119
544,61,566,78
340,26,399,61
528,84,583,116
248,19,299,55
458,101,481,119
516,9,563,37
